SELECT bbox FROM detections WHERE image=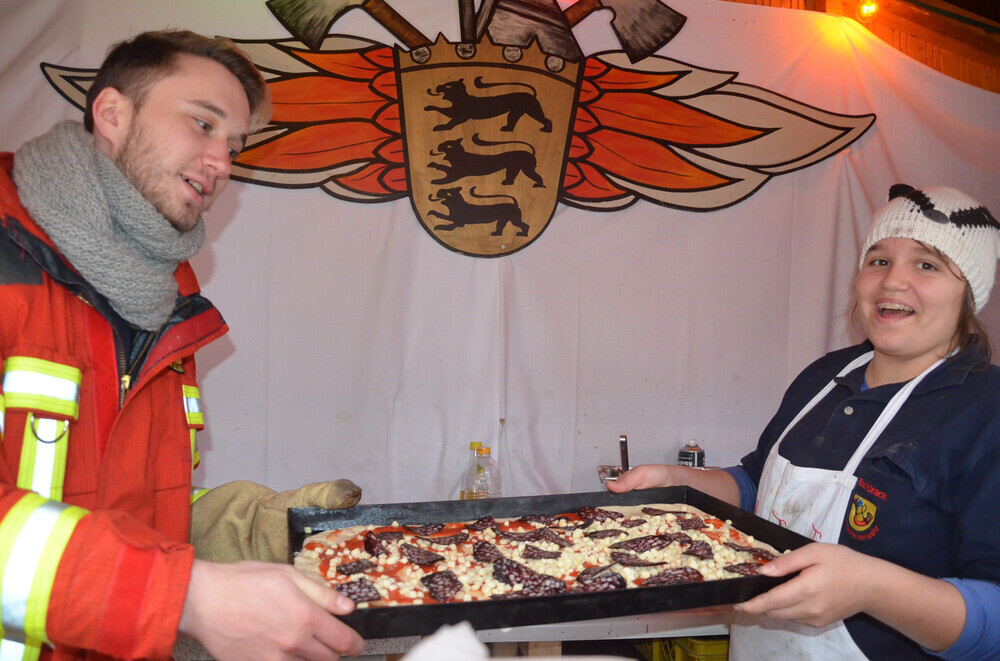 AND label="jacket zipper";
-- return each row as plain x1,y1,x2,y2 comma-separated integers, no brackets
119,331,156,408
115,330,128,407
118,299,194,407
